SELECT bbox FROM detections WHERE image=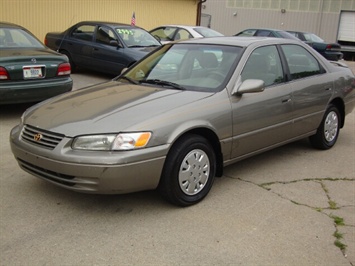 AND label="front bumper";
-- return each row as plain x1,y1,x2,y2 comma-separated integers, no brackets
10,125,167,194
